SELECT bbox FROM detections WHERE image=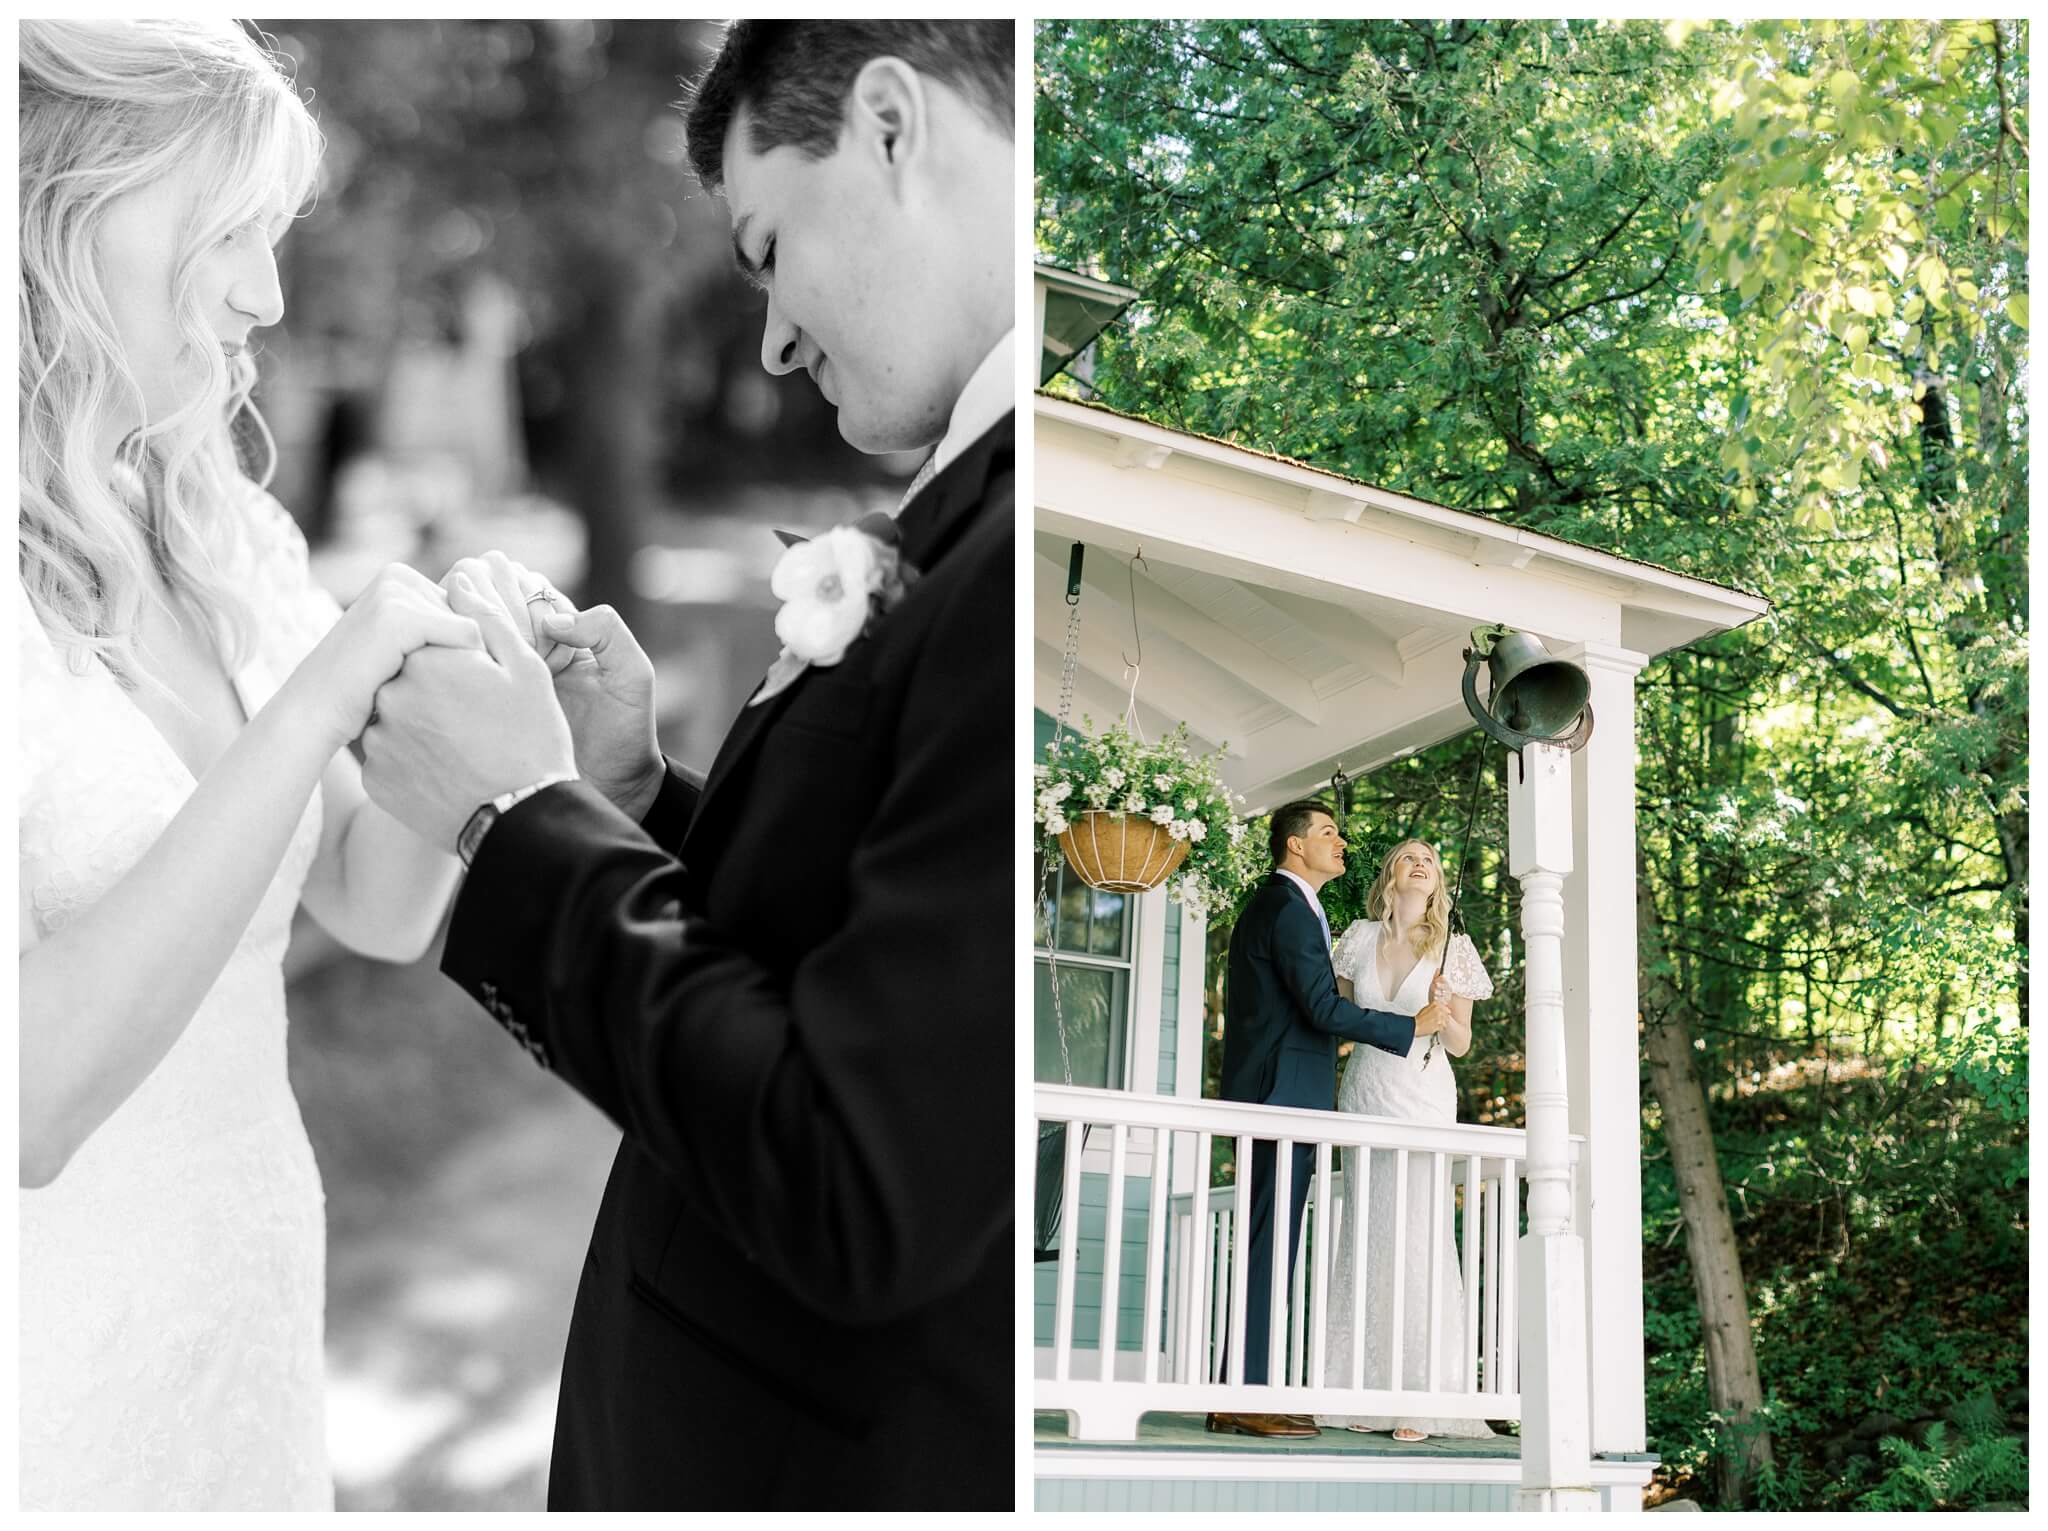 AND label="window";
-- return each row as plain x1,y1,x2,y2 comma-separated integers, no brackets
1033,853,1133,1089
